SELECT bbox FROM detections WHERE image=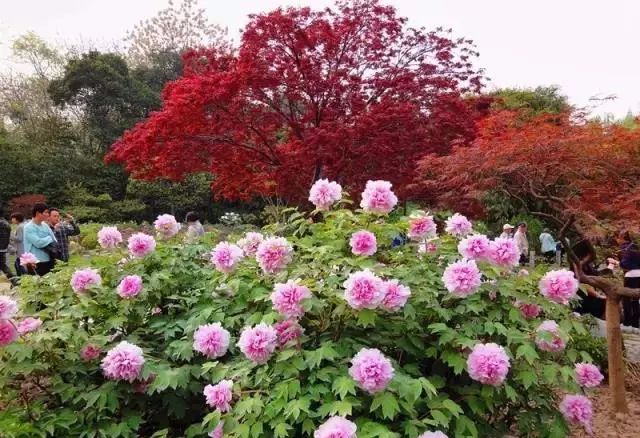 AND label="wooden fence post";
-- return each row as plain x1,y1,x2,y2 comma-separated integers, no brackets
606,294,628,413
